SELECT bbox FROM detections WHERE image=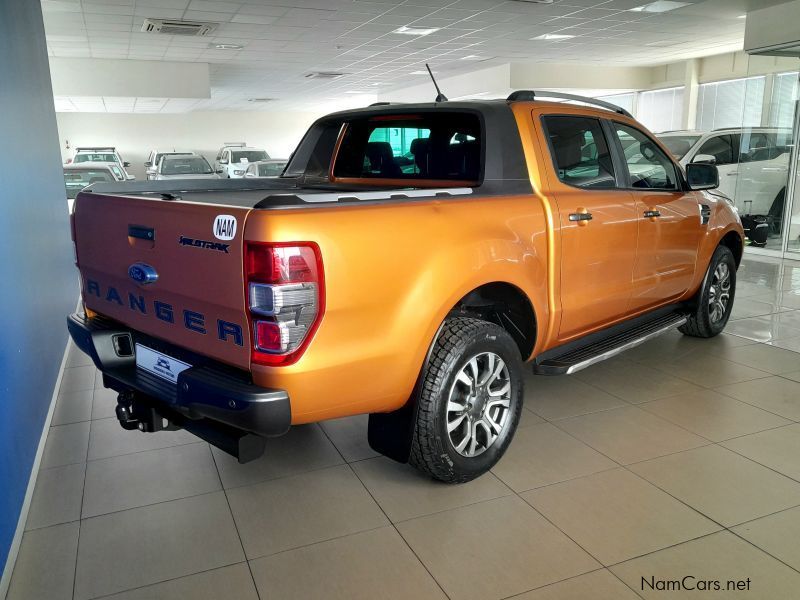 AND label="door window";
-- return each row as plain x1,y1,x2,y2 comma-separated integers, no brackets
696,134,740,165
543,116,616,189
613,124,678,190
